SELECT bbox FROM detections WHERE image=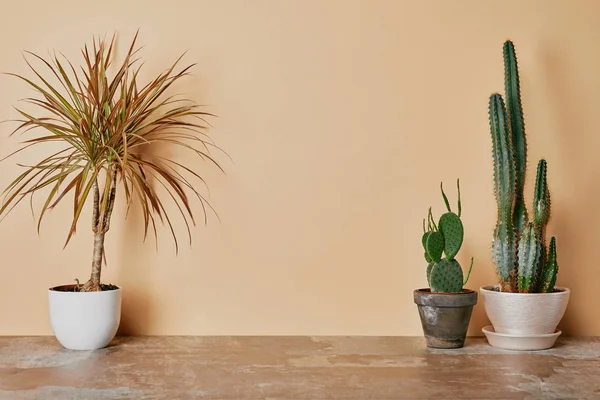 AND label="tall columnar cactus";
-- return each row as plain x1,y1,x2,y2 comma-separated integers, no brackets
422,180,473,293
504,41,528,233
488,40,559,293
489,94,517,292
